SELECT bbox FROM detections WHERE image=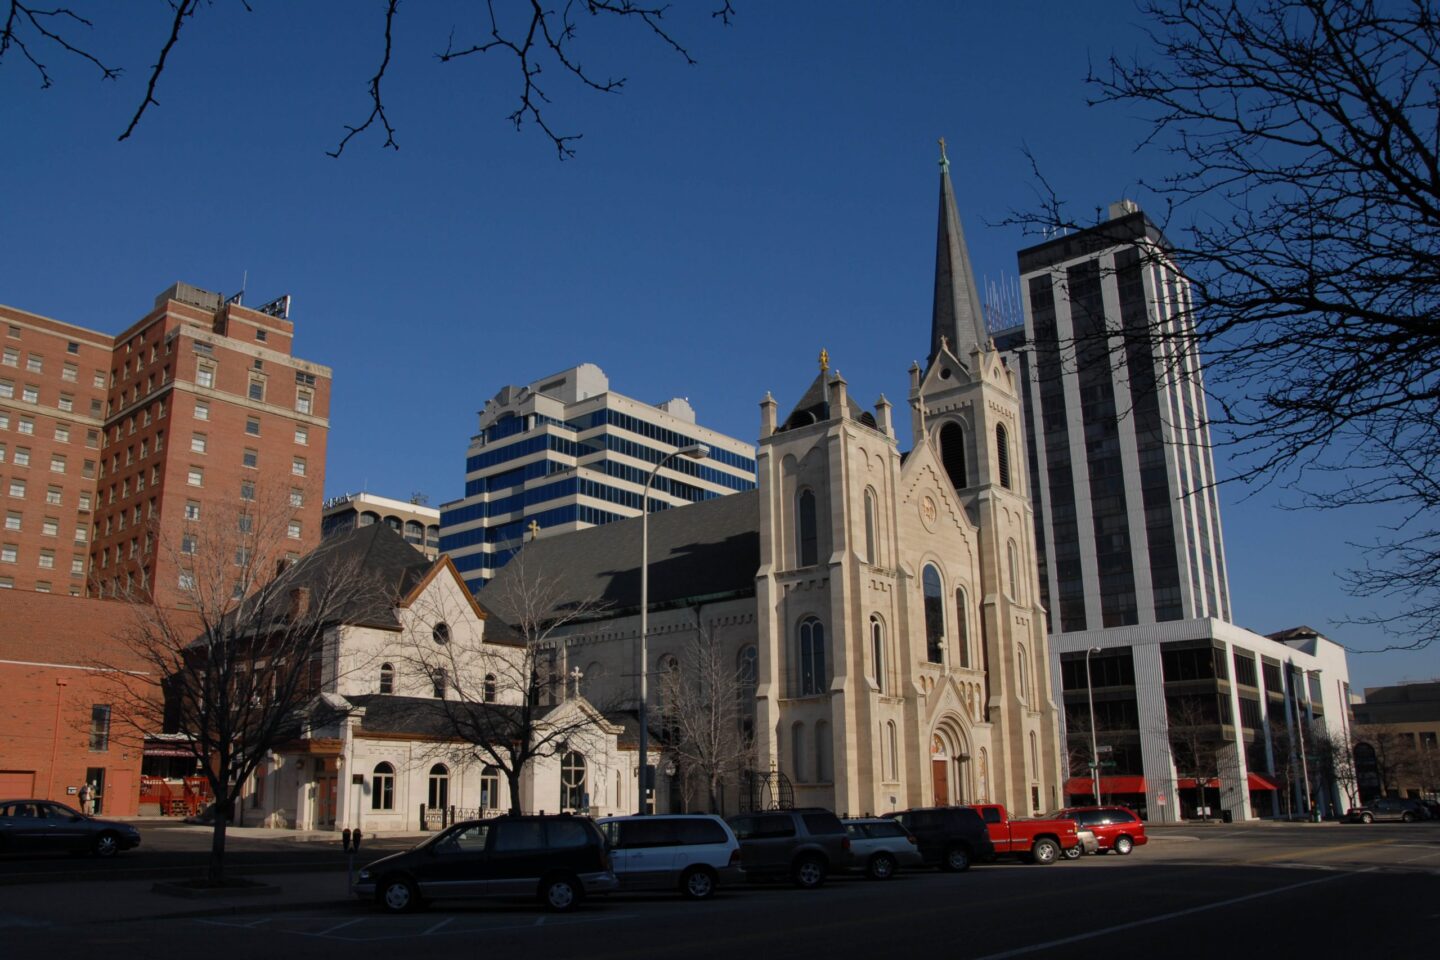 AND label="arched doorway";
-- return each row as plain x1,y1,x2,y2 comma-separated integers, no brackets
931,721,971,807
